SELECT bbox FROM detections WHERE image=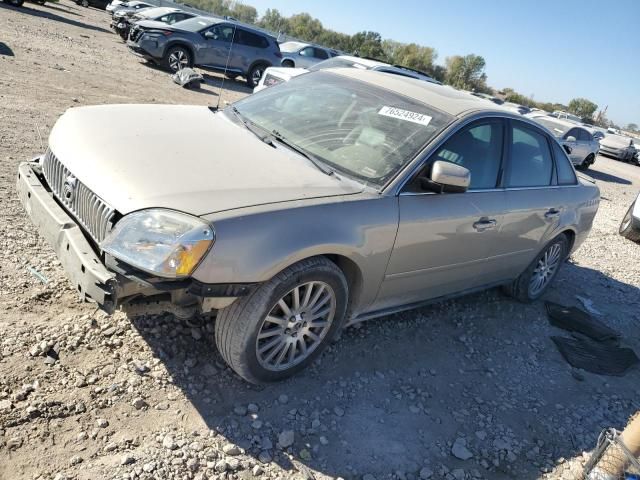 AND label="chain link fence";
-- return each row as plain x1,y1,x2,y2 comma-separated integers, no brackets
584,429,640,480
